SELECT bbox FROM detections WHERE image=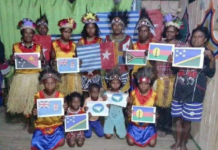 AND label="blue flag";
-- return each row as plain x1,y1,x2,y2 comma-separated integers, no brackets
65,114,89,132
57,58,79,73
